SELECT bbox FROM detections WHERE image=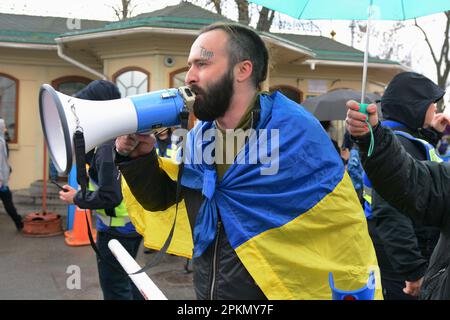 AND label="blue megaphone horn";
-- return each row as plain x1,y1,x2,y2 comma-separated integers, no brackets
39,84,195,175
